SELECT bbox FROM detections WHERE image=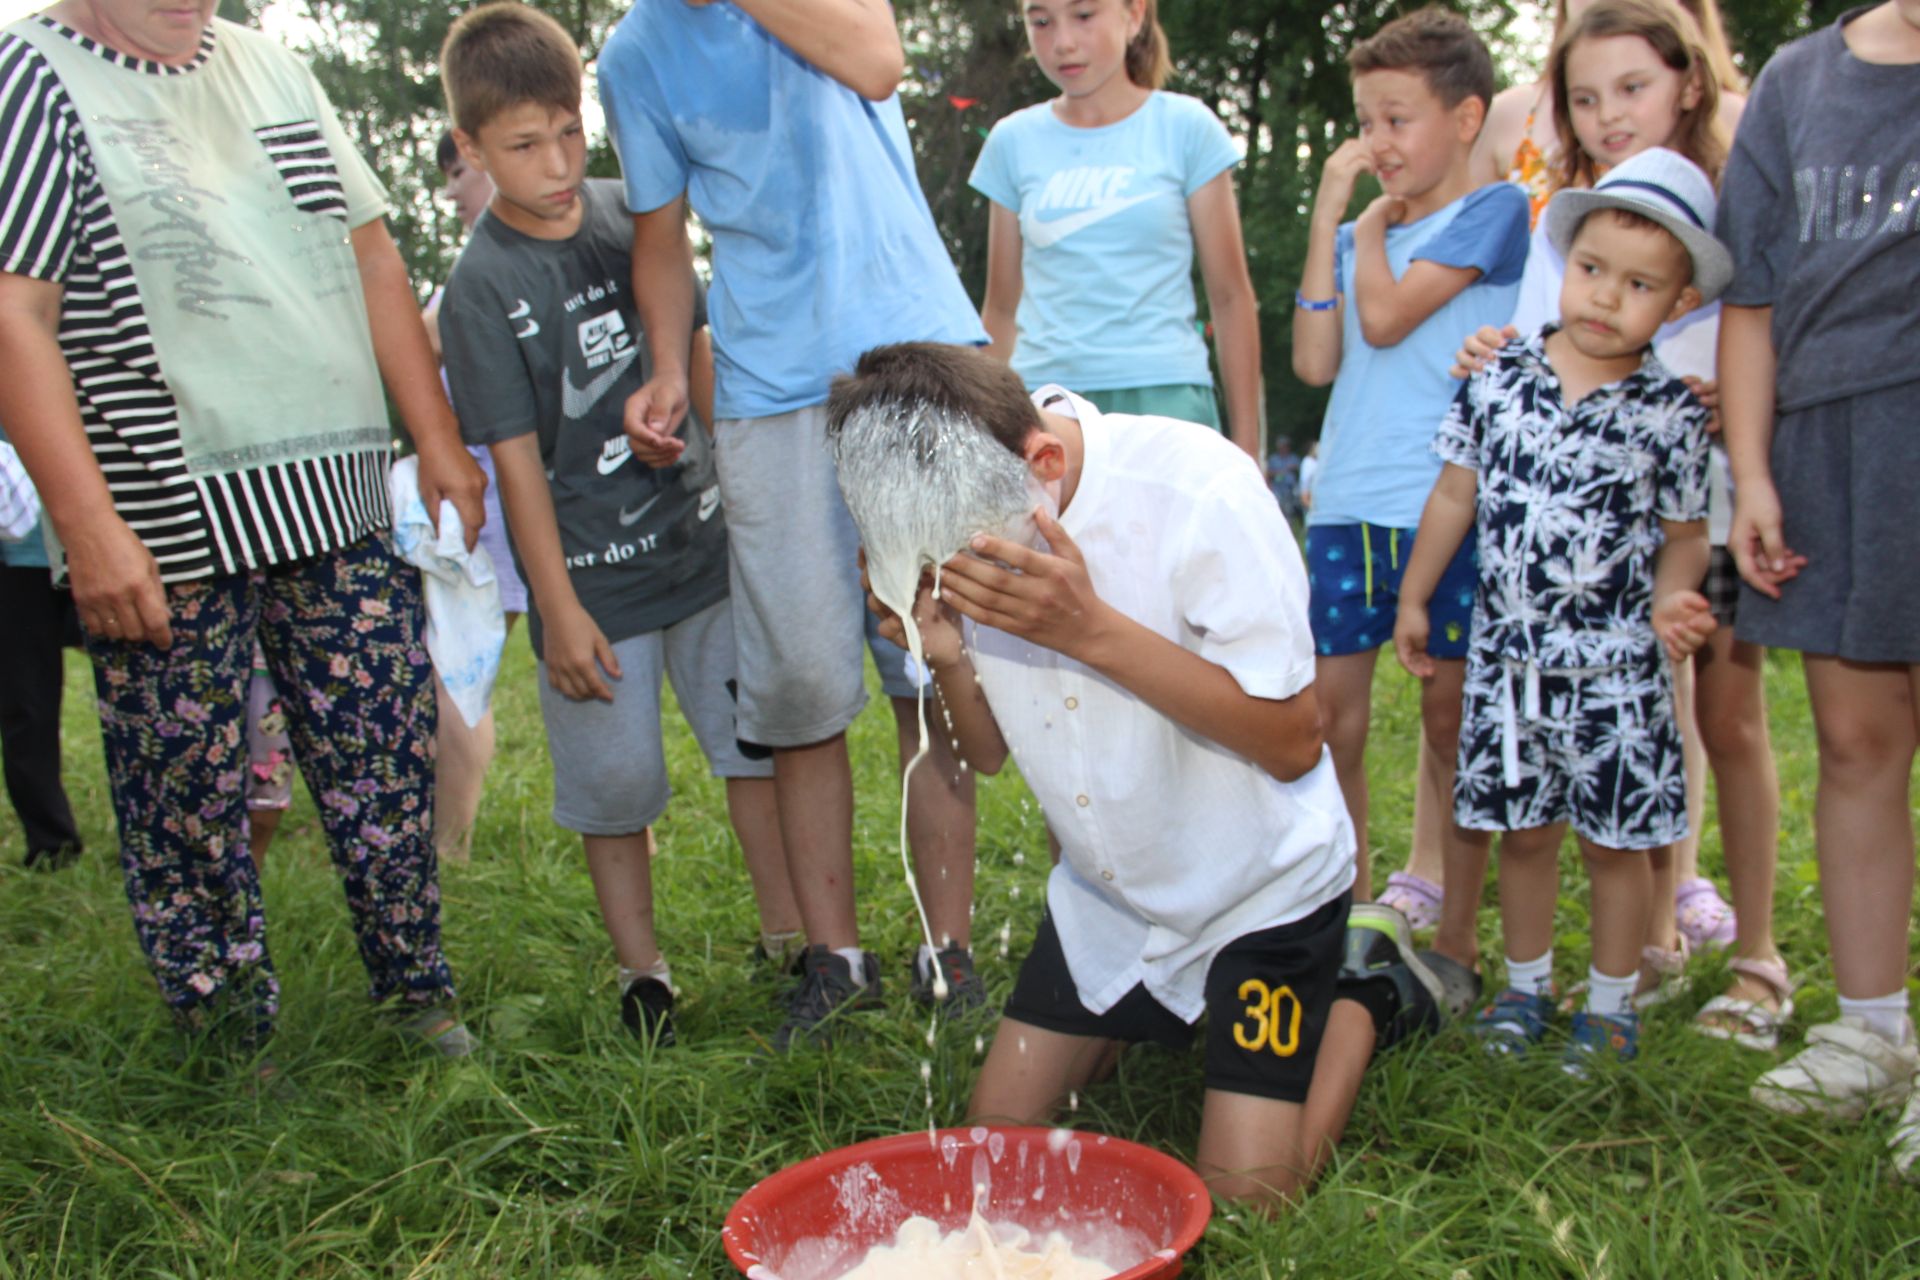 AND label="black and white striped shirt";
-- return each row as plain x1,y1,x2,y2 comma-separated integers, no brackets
0,17,391,583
